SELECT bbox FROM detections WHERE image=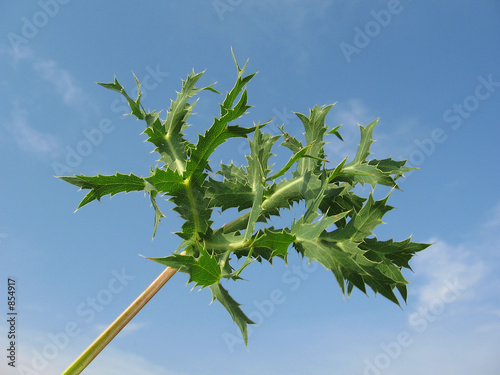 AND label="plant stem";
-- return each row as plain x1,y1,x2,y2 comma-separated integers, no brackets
221,177,305,234
222,210,250,233
61,266,178,375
